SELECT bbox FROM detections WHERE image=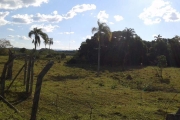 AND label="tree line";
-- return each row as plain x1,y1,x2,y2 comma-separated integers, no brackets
68,23,180,68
